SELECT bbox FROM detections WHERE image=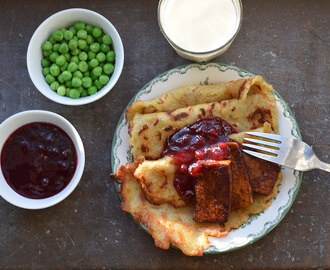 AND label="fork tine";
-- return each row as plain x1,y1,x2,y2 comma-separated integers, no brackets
242,143,279,155
246,132,282,142
242,149,278,163
243,137,280,148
